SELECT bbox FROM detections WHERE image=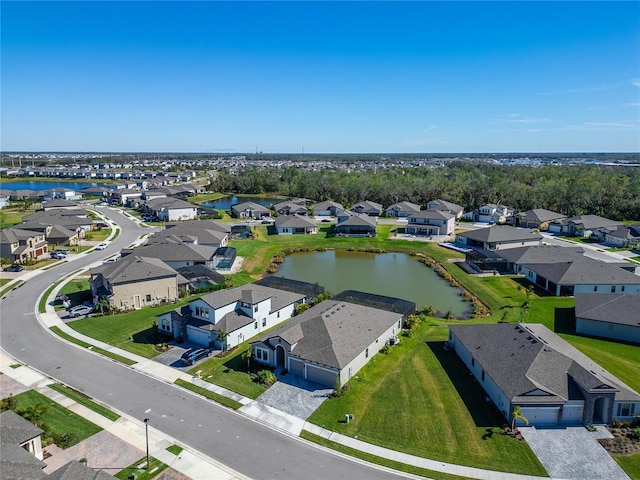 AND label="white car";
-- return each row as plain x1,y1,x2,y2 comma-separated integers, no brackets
95,242,108,250
103,257,118,264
